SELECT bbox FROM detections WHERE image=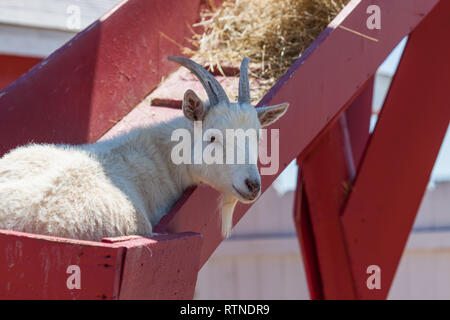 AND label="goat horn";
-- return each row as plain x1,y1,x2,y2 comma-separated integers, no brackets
168,56,229,106
238,57,251,104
